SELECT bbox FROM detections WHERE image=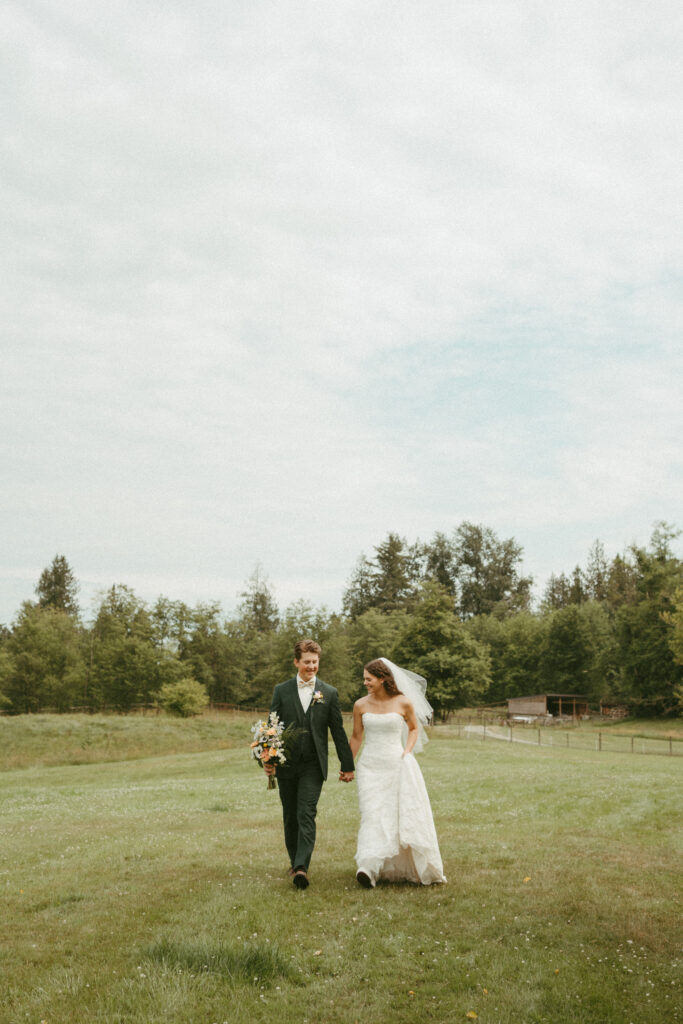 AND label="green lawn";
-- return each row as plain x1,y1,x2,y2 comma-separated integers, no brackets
0,713,681,1023
0,710,244,770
